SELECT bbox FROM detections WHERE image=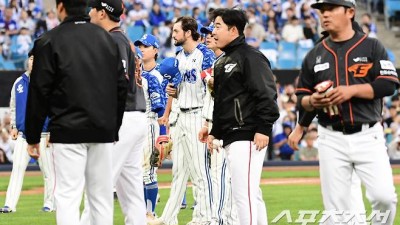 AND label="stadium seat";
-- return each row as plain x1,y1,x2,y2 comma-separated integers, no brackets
277,47,297,69
386,48,396,64
384,0,400,28
260,41,278,50
126,25,145,42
